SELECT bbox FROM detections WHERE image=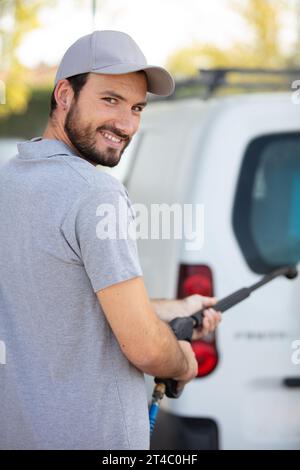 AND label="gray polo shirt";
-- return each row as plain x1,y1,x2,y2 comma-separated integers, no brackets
0,137,149,450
